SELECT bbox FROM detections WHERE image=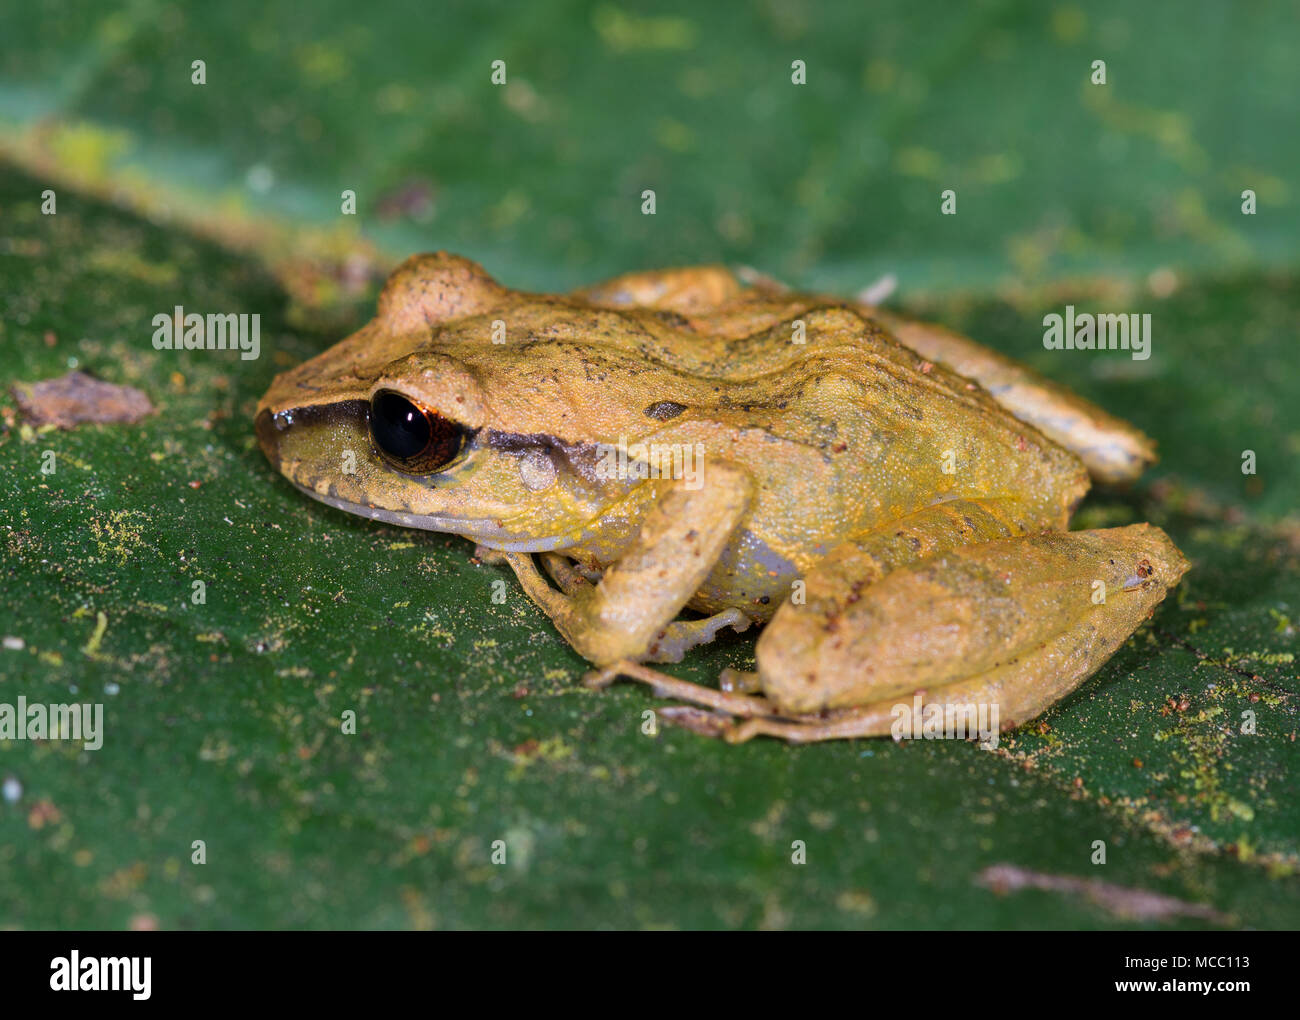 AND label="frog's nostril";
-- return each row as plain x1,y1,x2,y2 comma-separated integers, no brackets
255,409,281,470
